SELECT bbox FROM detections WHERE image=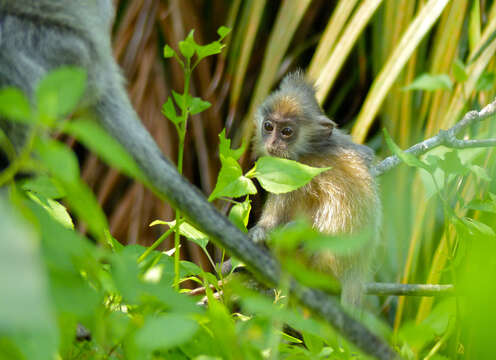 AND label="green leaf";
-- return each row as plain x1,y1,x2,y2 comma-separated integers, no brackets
135,314,198,351
62,119,145,181
21,175,65,199
162,97,181,124
475,72,495,92
178,30,197,59
163,44,175,58
217,26,231,40
228,197,251,232
438,150,469,176
471,165,491,182
36,67,87,124
218,128,245,161
26,191,74,229
190,96,211,115
0,197,56,334
246,156,330,194
209,157,257,201
35,139,80,184
461,217,495,238
453,59,468,83
162,220,209,250
63,179,109,241
466,198,496,214
172,90,189,110
0,88,32,123
383,128,431,172
196,42,224,60
404,73,453,91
